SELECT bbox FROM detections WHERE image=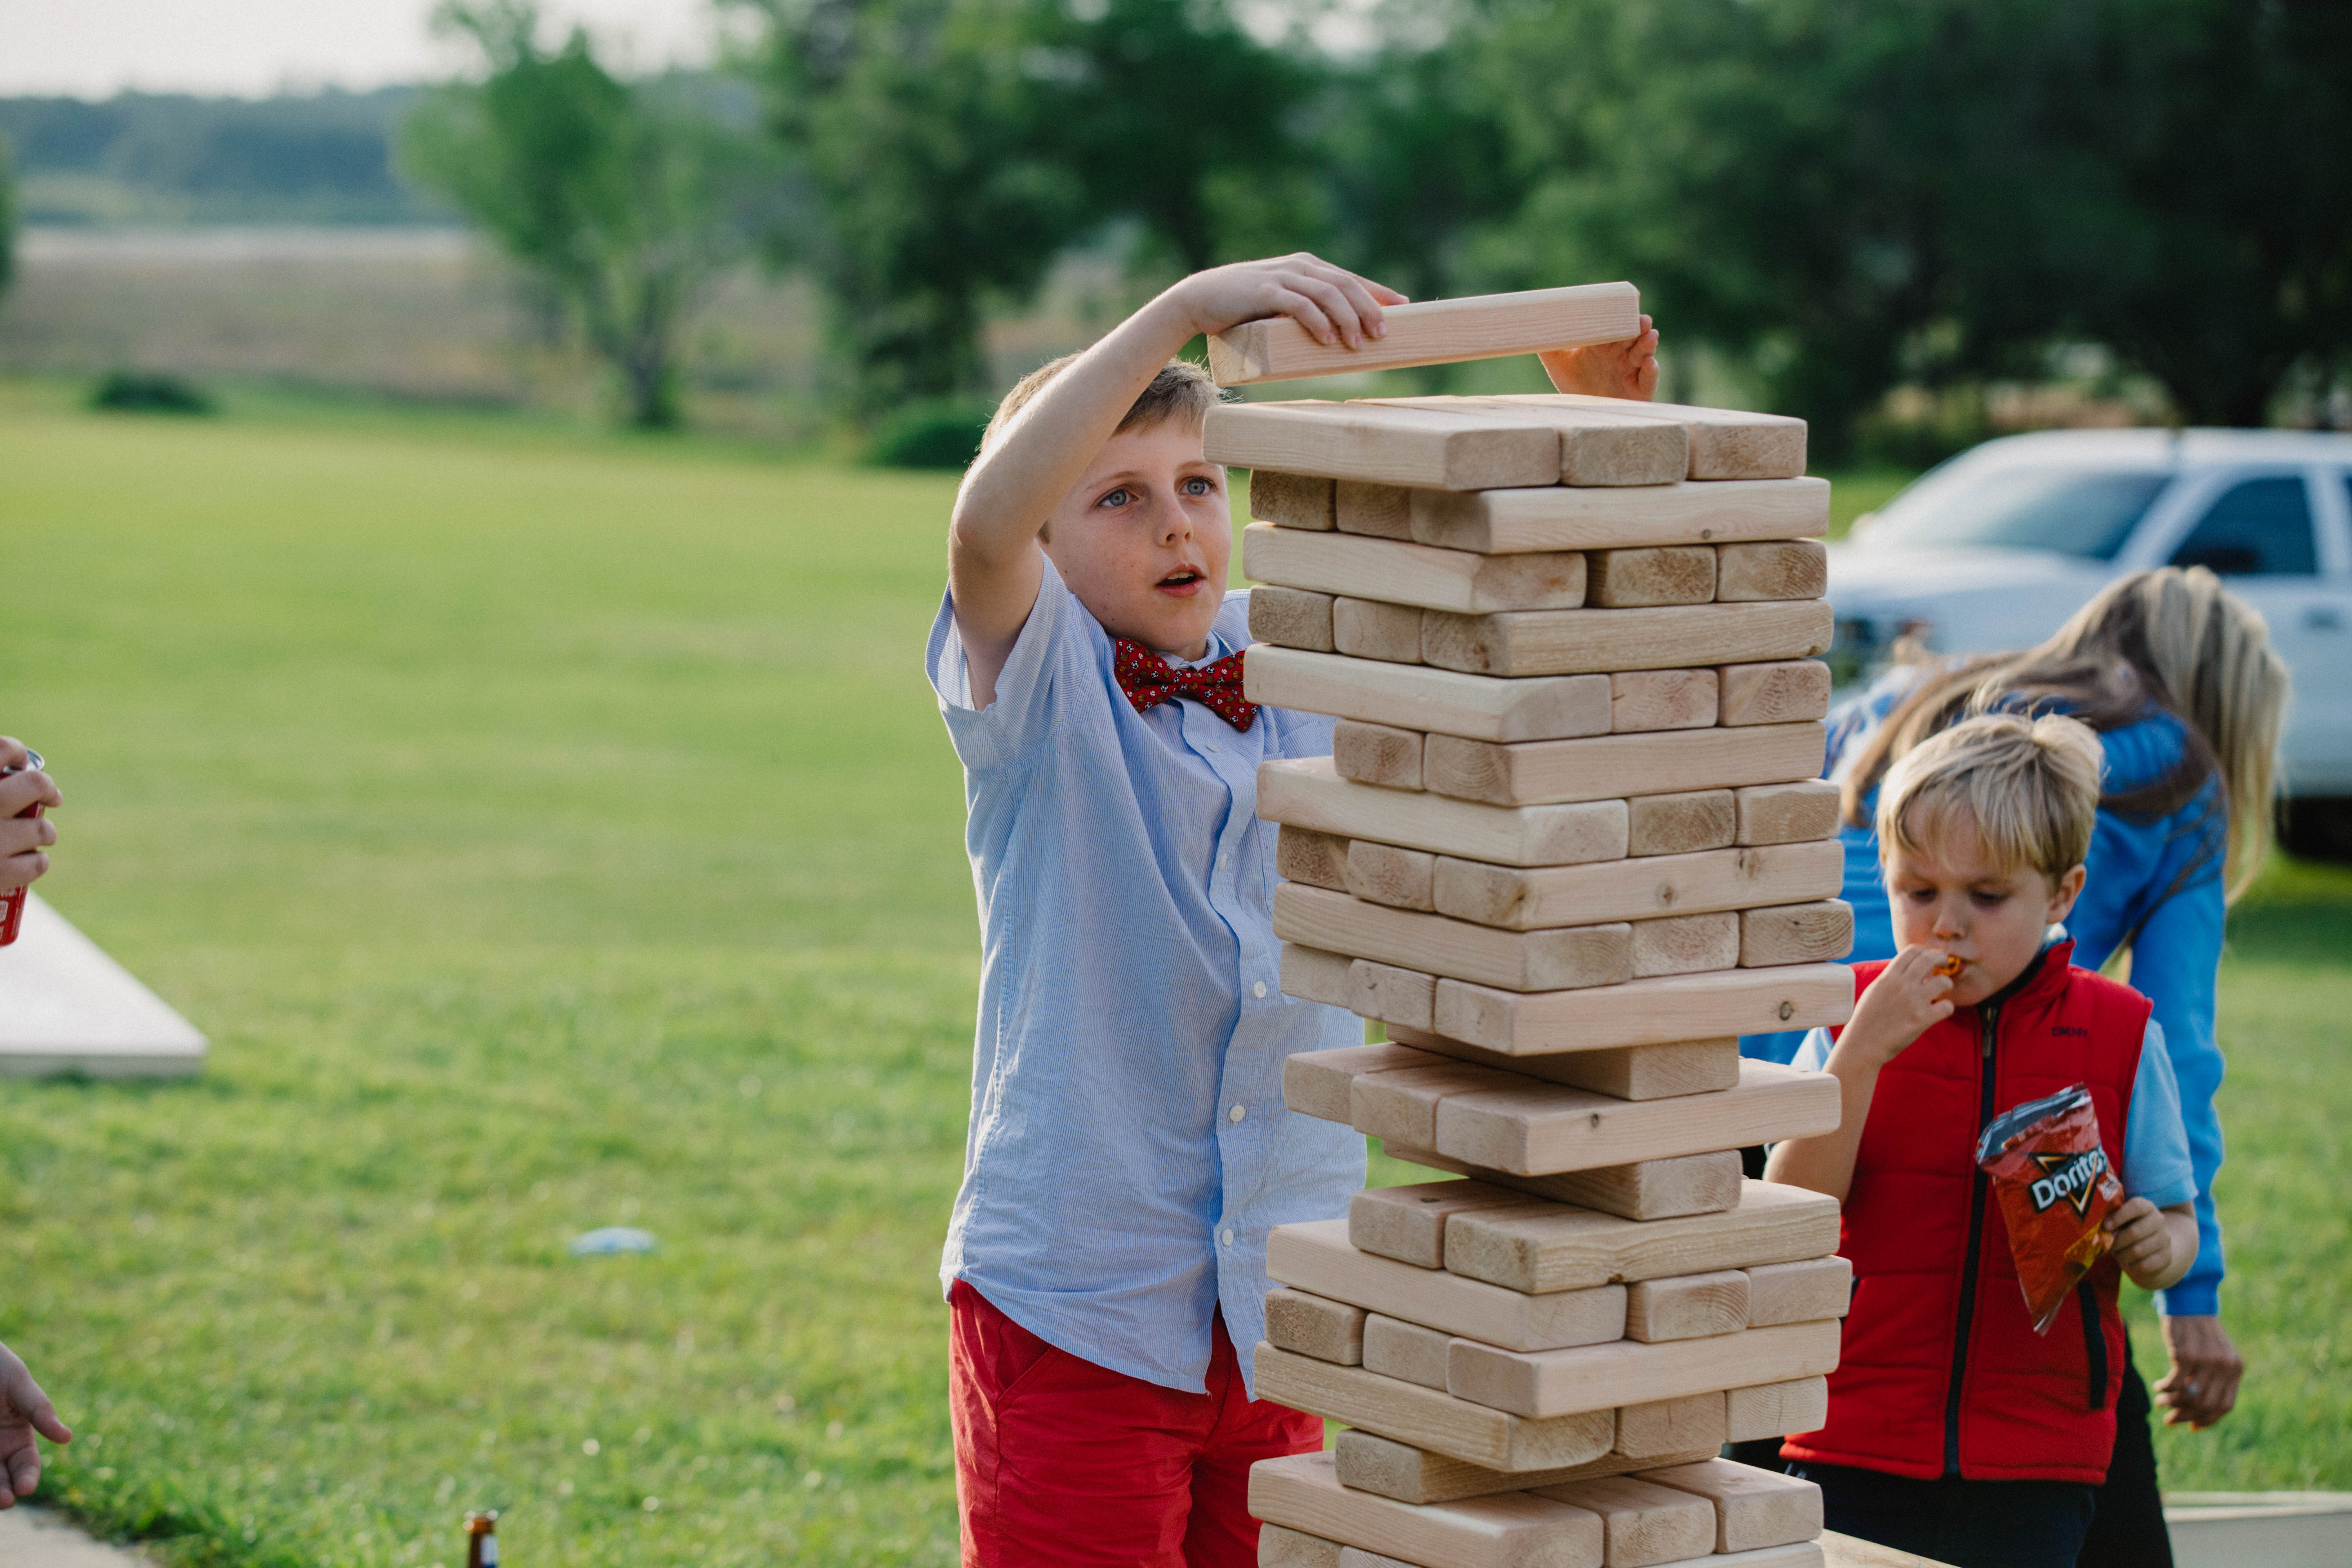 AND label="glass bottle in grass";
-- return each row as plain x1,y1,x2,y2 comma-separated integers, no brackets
465,1512,499,1568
